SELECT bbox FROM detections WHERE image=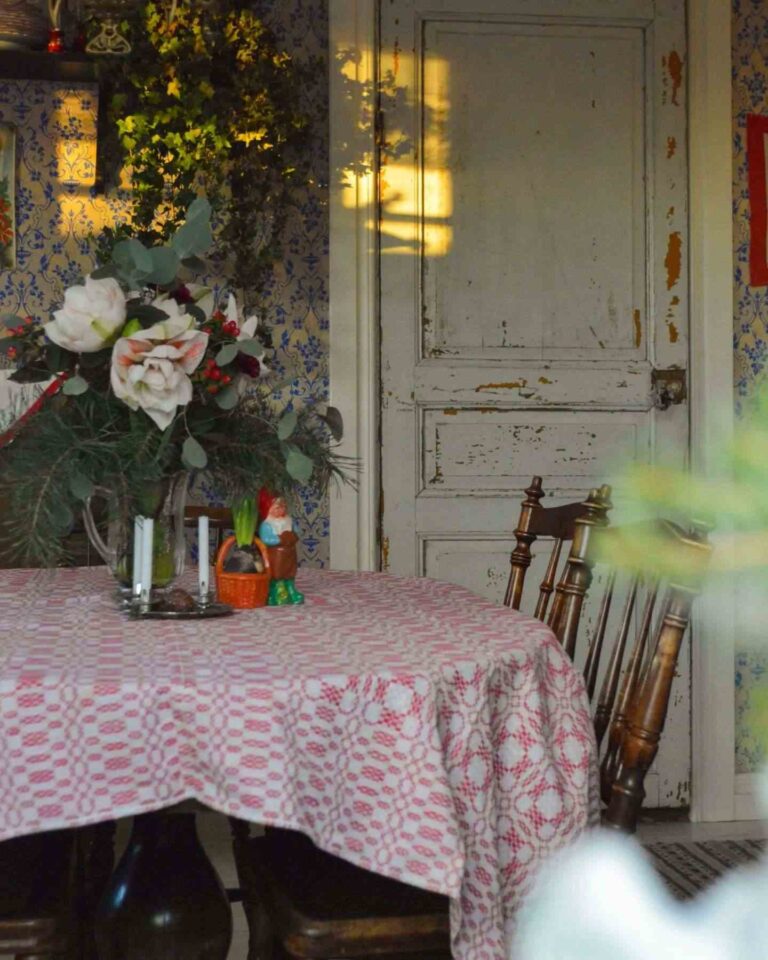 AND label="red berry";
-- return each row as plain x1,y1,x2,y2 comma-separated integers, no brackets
222,374,232,385
202,326,213,335
207,384,219,394
210,368,221,381
6,346,17,359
